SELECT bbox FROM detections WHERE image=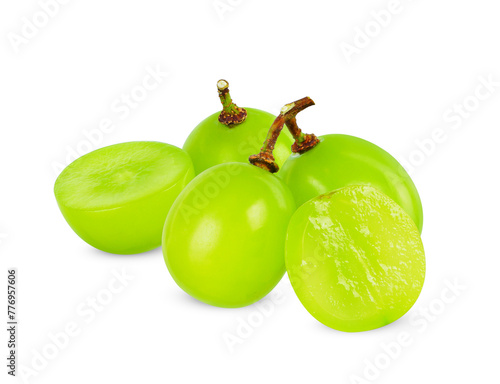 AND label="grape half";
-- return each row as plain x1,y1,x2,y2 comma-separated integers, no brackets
163,162,295,308
54,141,194,254
286,185,425,332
